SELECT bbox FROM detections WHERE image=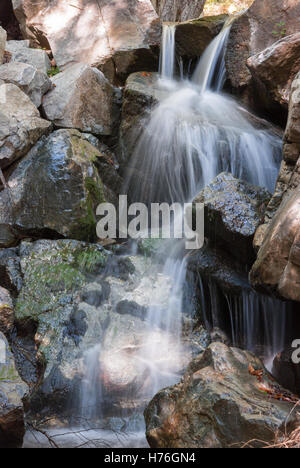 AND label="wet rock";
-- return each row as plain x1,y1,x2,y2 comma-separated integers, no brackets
12,0,161,84
175,15,227,64
0,287,14,336
0,26,7,64
116,300,147,320
14,239,109,414
0,83,51,169
226,0,300,112
0,61,51,107
42,64,121,137
6,40,51,74
144,342,297,448
0,129,118,246
247,33,300,113
151,0,205,22
0,331,28,448
250,185,300,302
0,248,22,296
187,244,250,295
81,283,103,308
272,347,300,396
193,173,271,265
